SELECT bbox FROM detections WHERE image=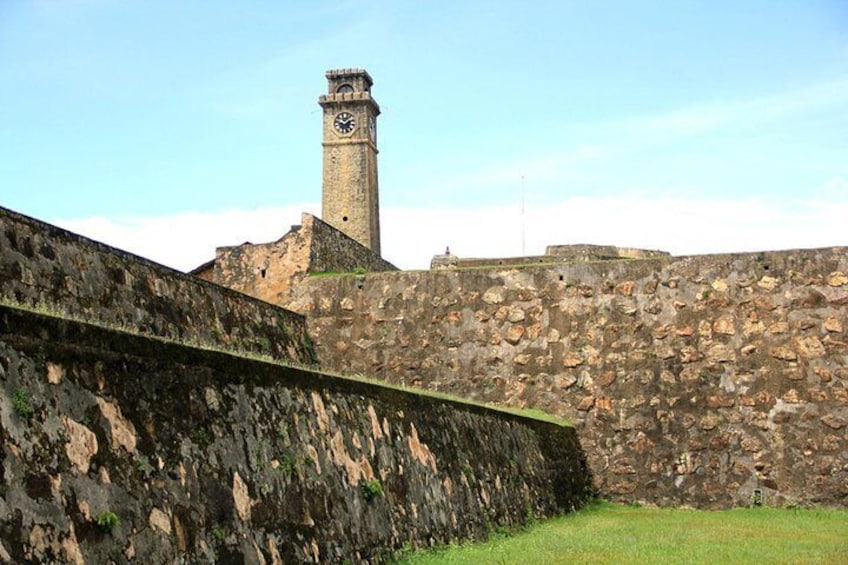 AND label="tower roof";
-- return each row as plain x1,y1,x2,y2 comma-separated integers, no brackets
325,68,373,87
